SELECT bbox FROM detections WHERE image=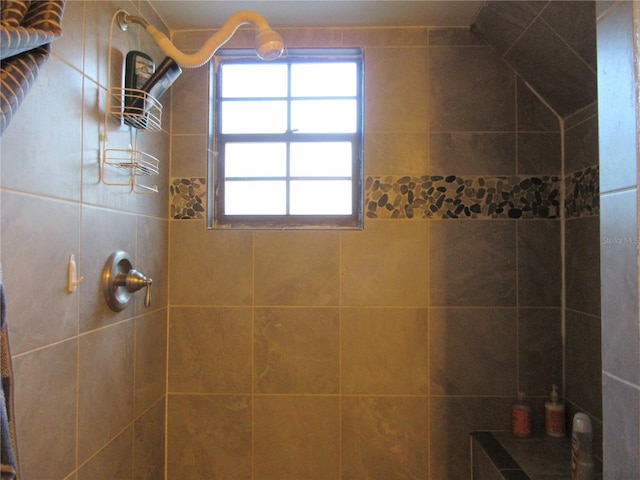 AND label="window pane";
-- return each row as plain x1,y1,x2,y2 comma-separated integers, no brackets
221,64,288,97
290,142,352,177
225,180,286,215
221,100,287,133
290,180,352,215
291,62,357,97
291,99,357,133
225,143,286,177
